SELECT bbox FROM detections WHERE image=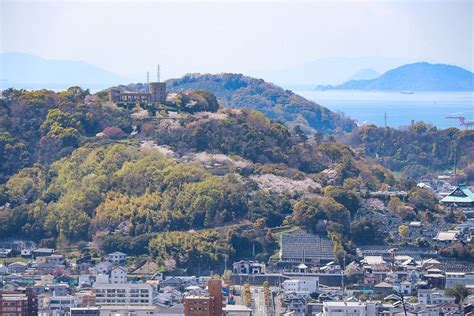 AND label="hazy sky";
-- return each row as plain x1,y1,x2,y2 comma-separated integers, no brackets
1,0,473,79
